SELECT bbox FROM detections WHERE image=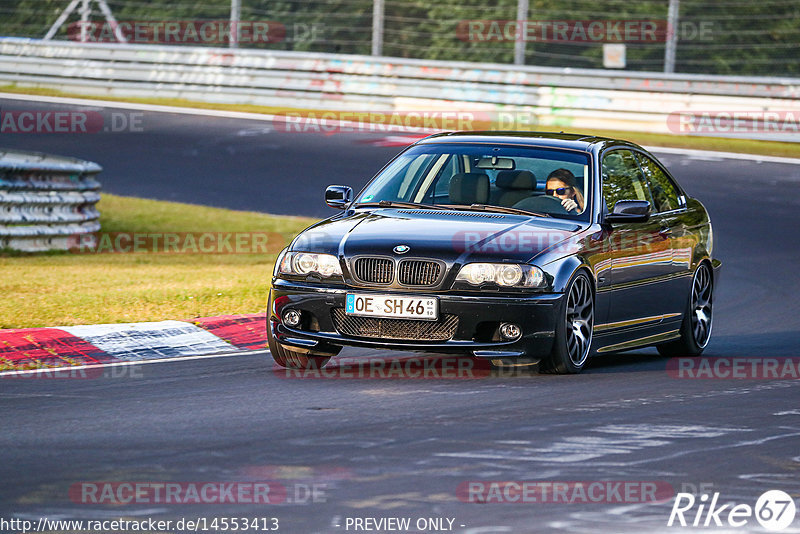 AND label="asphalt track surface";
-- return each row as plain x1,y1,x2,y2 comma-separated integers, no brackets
2,97,800,533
